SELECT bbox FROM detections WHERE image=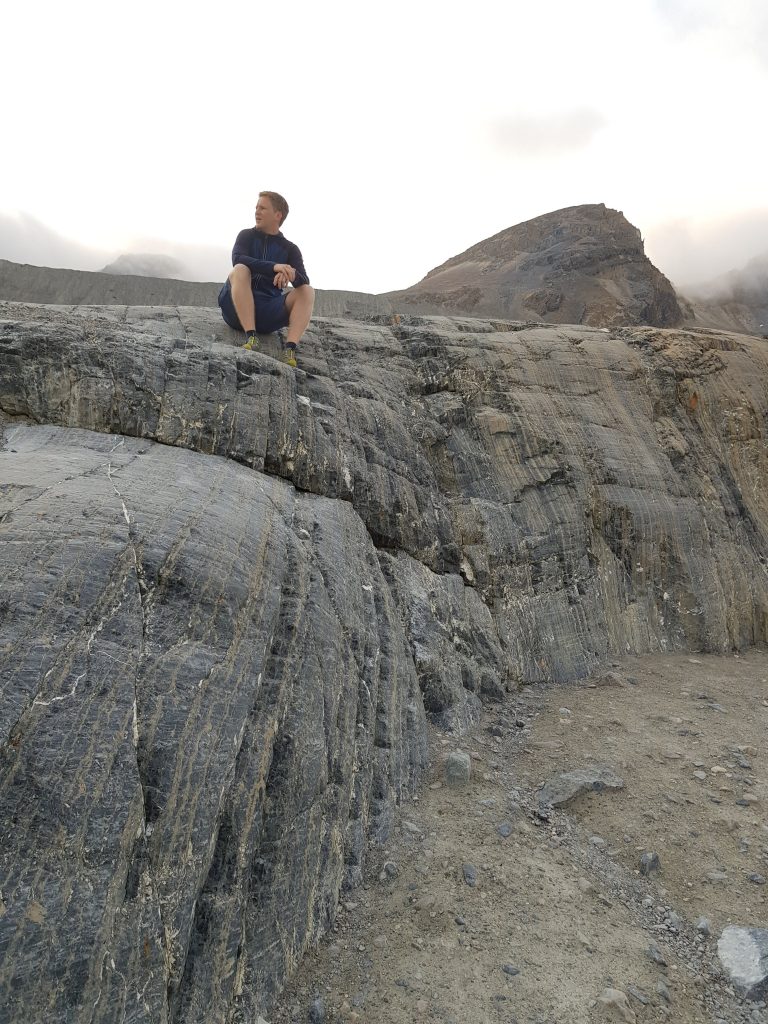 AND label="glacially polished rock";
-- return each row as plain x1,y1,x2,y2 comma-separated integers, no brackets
2,299,768,1022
